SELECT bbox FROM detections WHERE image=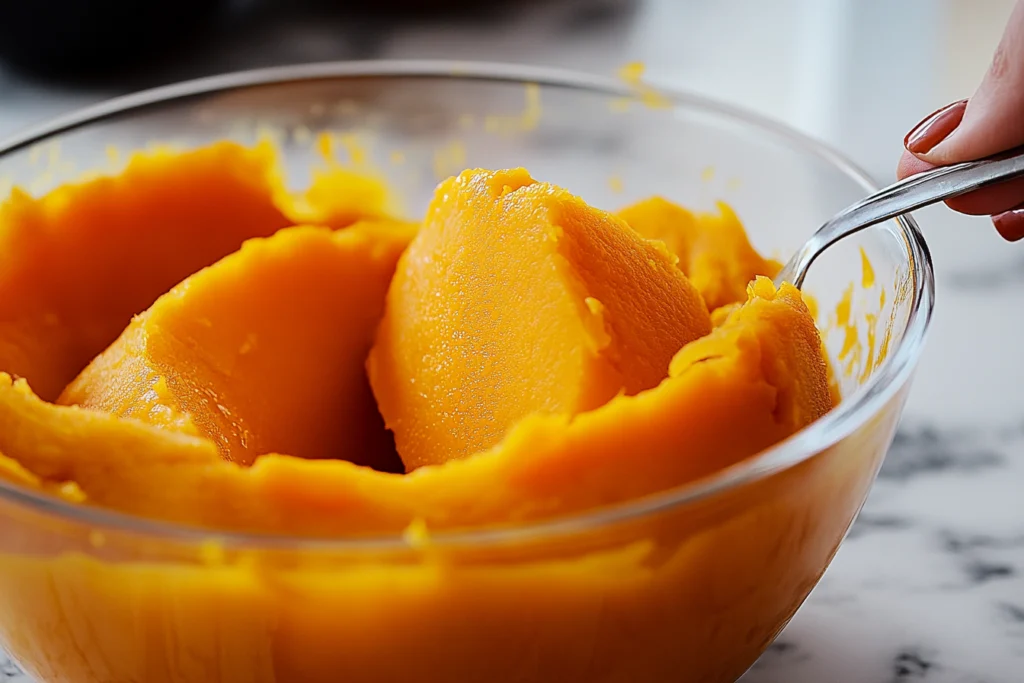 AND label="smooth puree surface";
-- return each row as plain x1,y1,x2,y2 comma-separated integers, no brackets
368,167,714,469
0,139,867,683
